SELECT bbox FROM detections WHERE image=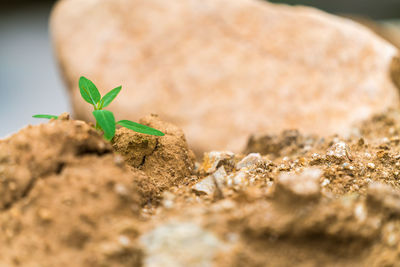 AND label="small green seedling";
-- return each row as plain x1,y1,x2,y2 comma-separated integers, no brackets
33,76,164,140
